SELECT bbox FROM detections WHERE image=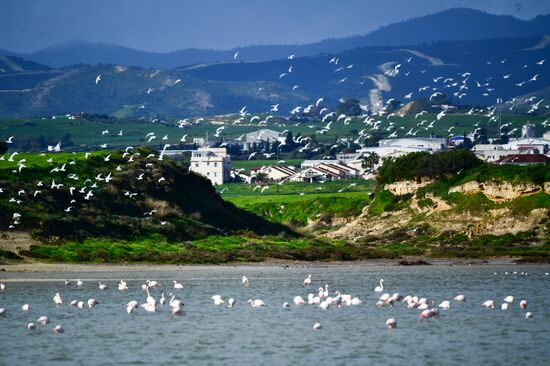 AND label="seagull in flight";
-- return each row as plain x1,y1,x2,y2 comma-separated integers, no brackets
95,75,101,84
233,52,239,61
